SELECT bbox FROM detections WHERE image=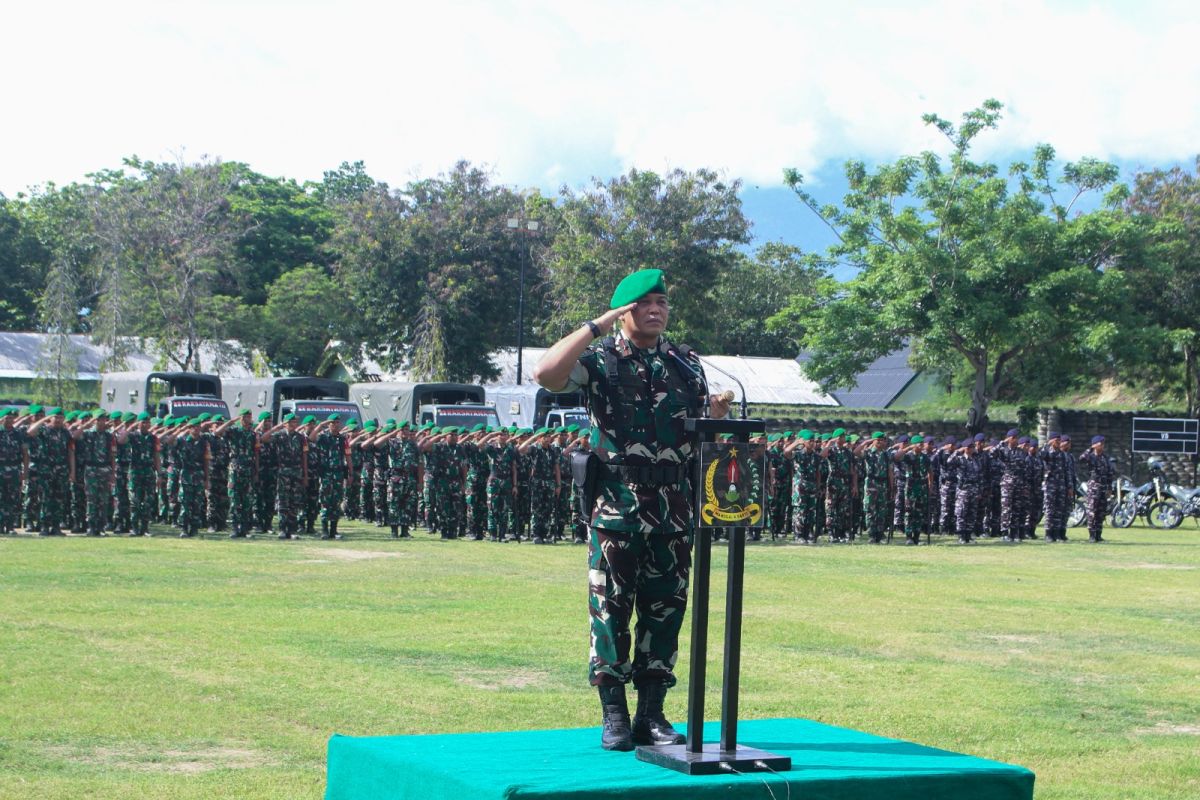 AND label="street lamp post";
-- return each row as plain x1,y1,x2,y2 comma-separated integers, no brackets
506,216,539,384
